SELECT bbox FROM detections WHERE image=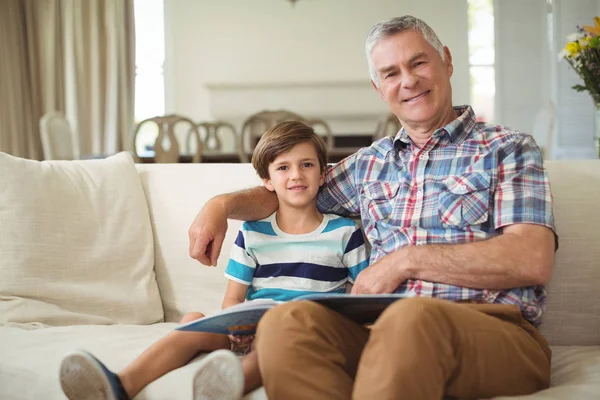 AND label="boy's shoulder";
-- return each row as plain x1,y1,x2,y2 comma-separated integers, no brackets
240,212,277,235
321,213,360,233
